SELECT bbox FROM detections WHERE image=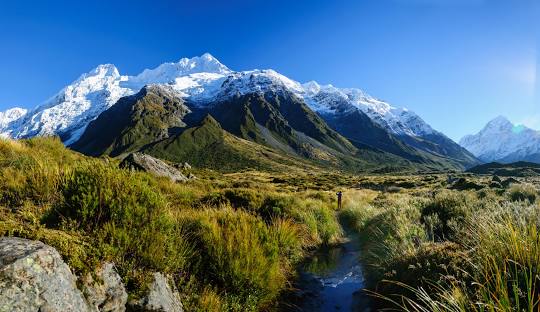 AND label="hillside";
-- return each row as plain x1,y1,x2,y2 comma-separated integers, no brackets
466,161,540,176
2,54,477,172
